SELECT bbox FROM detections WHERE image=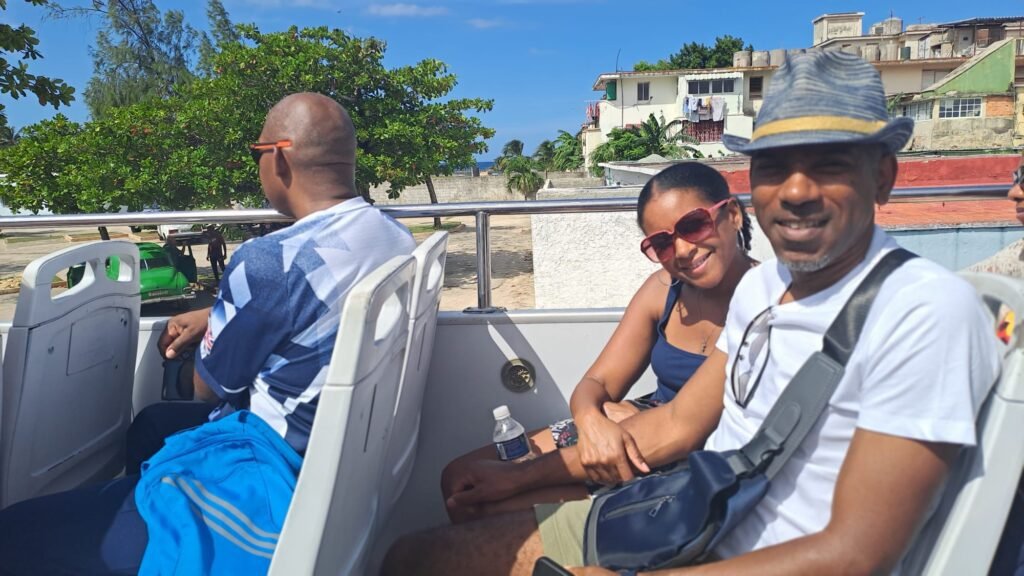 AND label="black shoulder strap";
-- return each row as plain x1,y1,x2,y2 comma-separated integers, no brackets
728,249,916,480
